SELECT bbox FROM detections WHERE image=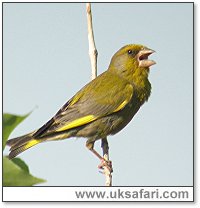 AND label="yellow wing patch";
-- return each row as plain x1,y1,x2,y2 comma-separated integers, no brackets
113,100,129,112
56,115,96,132
113,84,133,112
56,84,133,132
